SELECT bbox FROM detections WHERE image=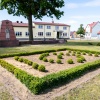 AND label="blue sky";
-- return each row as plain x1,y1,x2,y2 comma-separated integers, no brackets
0,0,100,31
